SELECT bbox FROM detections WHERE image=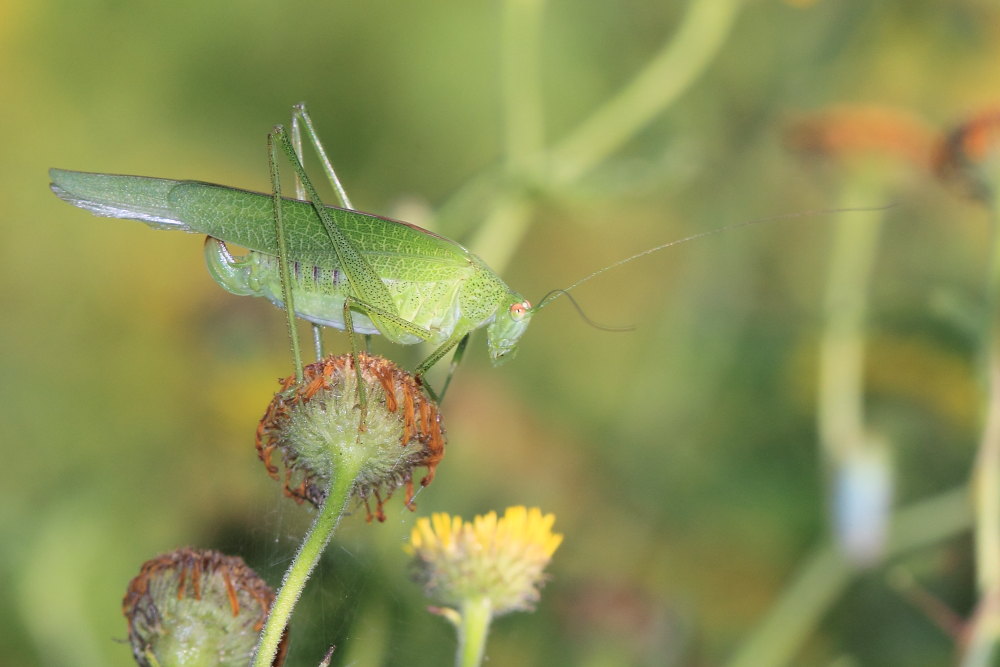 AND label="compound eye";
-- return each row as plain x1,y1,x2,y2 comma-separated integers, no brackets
509,300,531,320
